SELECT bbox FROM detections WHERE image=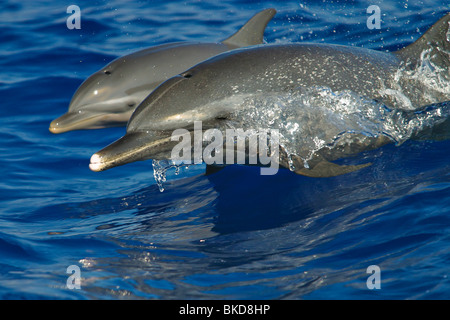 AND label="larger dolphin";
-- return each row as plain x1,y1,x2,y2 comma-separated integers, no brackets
49,8,276,134
89,13,450,176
